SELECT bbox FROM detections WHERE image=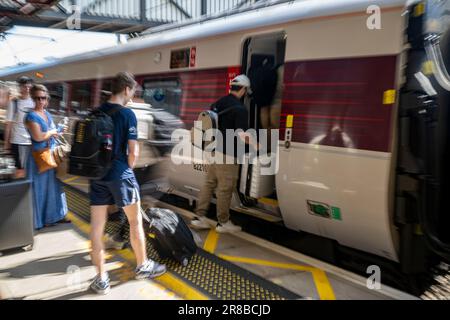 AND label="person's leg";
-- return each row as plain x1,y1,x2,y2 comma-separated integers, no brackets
10,144,25,179
122,201,146,266
112,177,166,279
89,180,114,293
110,176,146,266
19,144,31,173
90,205,109,276
105,205,127,250
215,164,239,225
195,164,217,217
270,104,281,130
89,204,111,295
260,106,270,130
